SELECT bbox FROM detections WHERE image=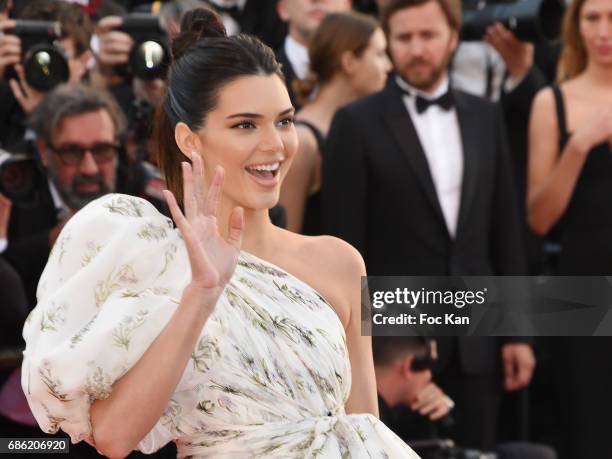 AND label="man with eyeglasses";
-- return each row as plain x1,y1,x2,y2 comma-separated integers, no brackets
2,83,125,309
